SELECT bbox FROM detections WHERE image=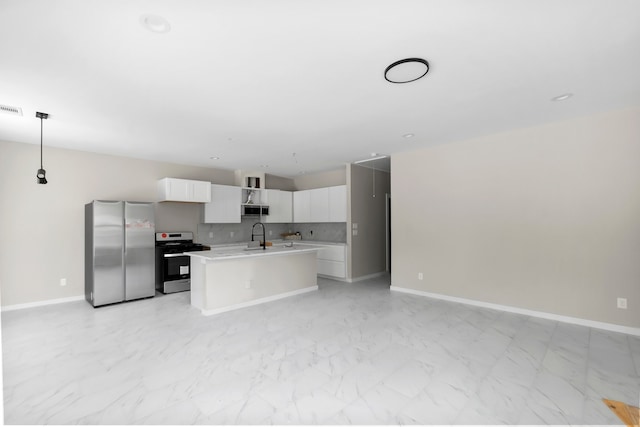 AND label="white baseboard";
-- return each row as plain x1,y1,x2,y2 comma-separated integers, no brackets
1,295,85,312
346,271,387,283
390,285,640,337
318,274,348,282
200,286,318,316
